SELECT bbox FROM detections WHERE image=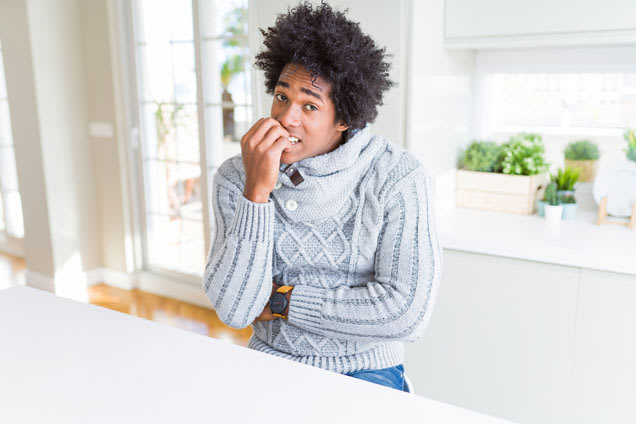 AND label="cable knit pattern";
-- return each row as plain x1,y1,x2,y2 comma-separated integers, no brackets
203,126,443,374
